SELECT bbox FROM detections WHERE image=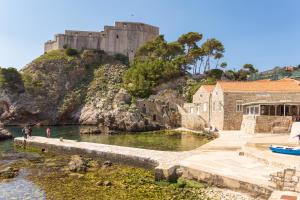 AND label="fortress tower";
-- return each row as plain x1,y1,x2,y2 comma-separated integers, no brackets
44,22,159,61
